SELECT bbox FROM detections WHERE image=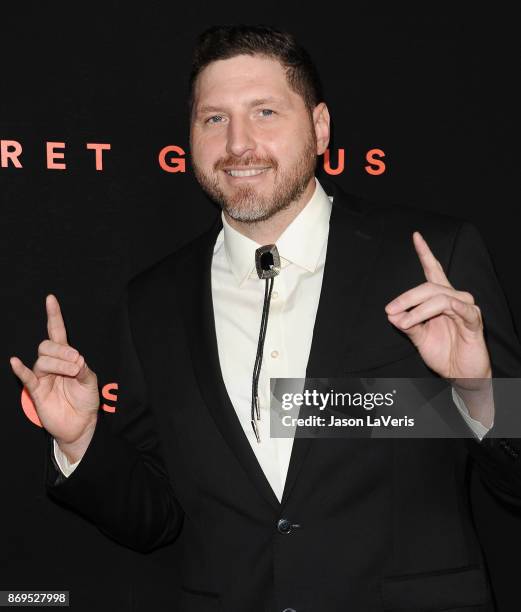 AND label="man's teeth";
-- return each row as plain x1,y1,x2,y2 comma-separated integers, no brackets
226,168,268,177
